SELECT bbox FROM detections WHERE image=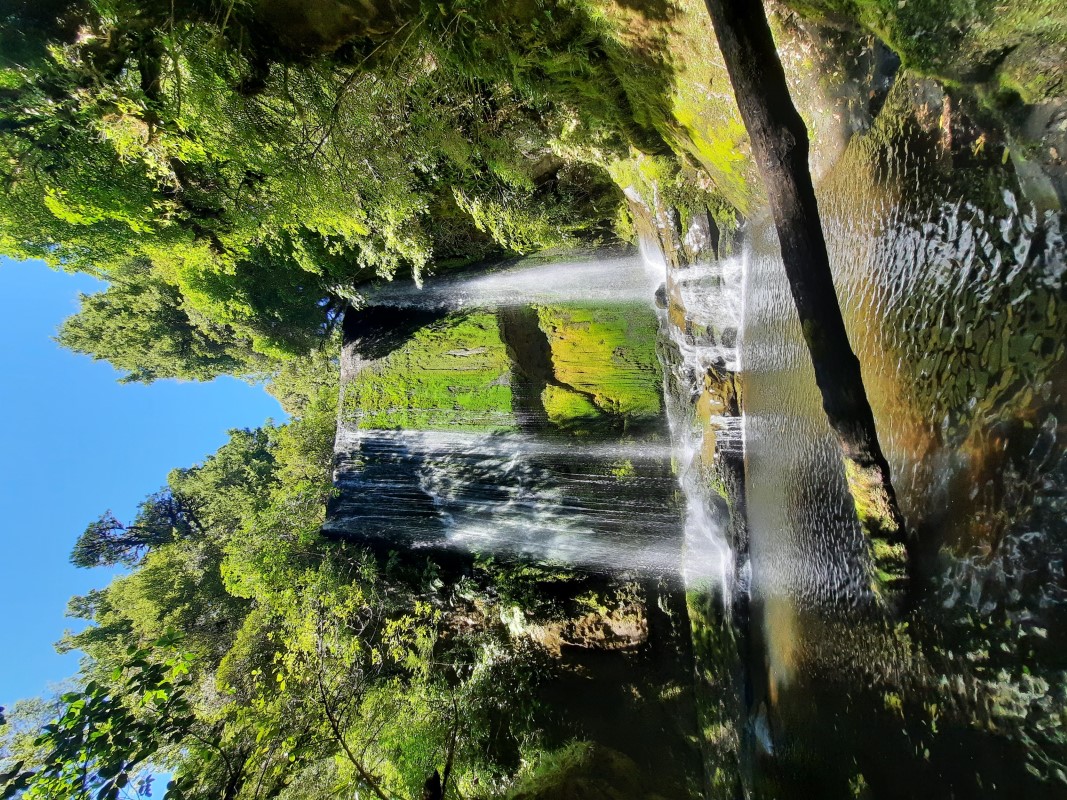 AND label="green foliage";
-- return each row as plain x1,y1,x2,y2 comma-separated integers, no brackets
5,0,1047,390
684,589,744,798
1,633,195,800
0,698,60,786
265,341,341,418
22,350,569,799
501,741,594,798
454,165,622,255
167,427,279,536
0,0,668,383
70,491,196,569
